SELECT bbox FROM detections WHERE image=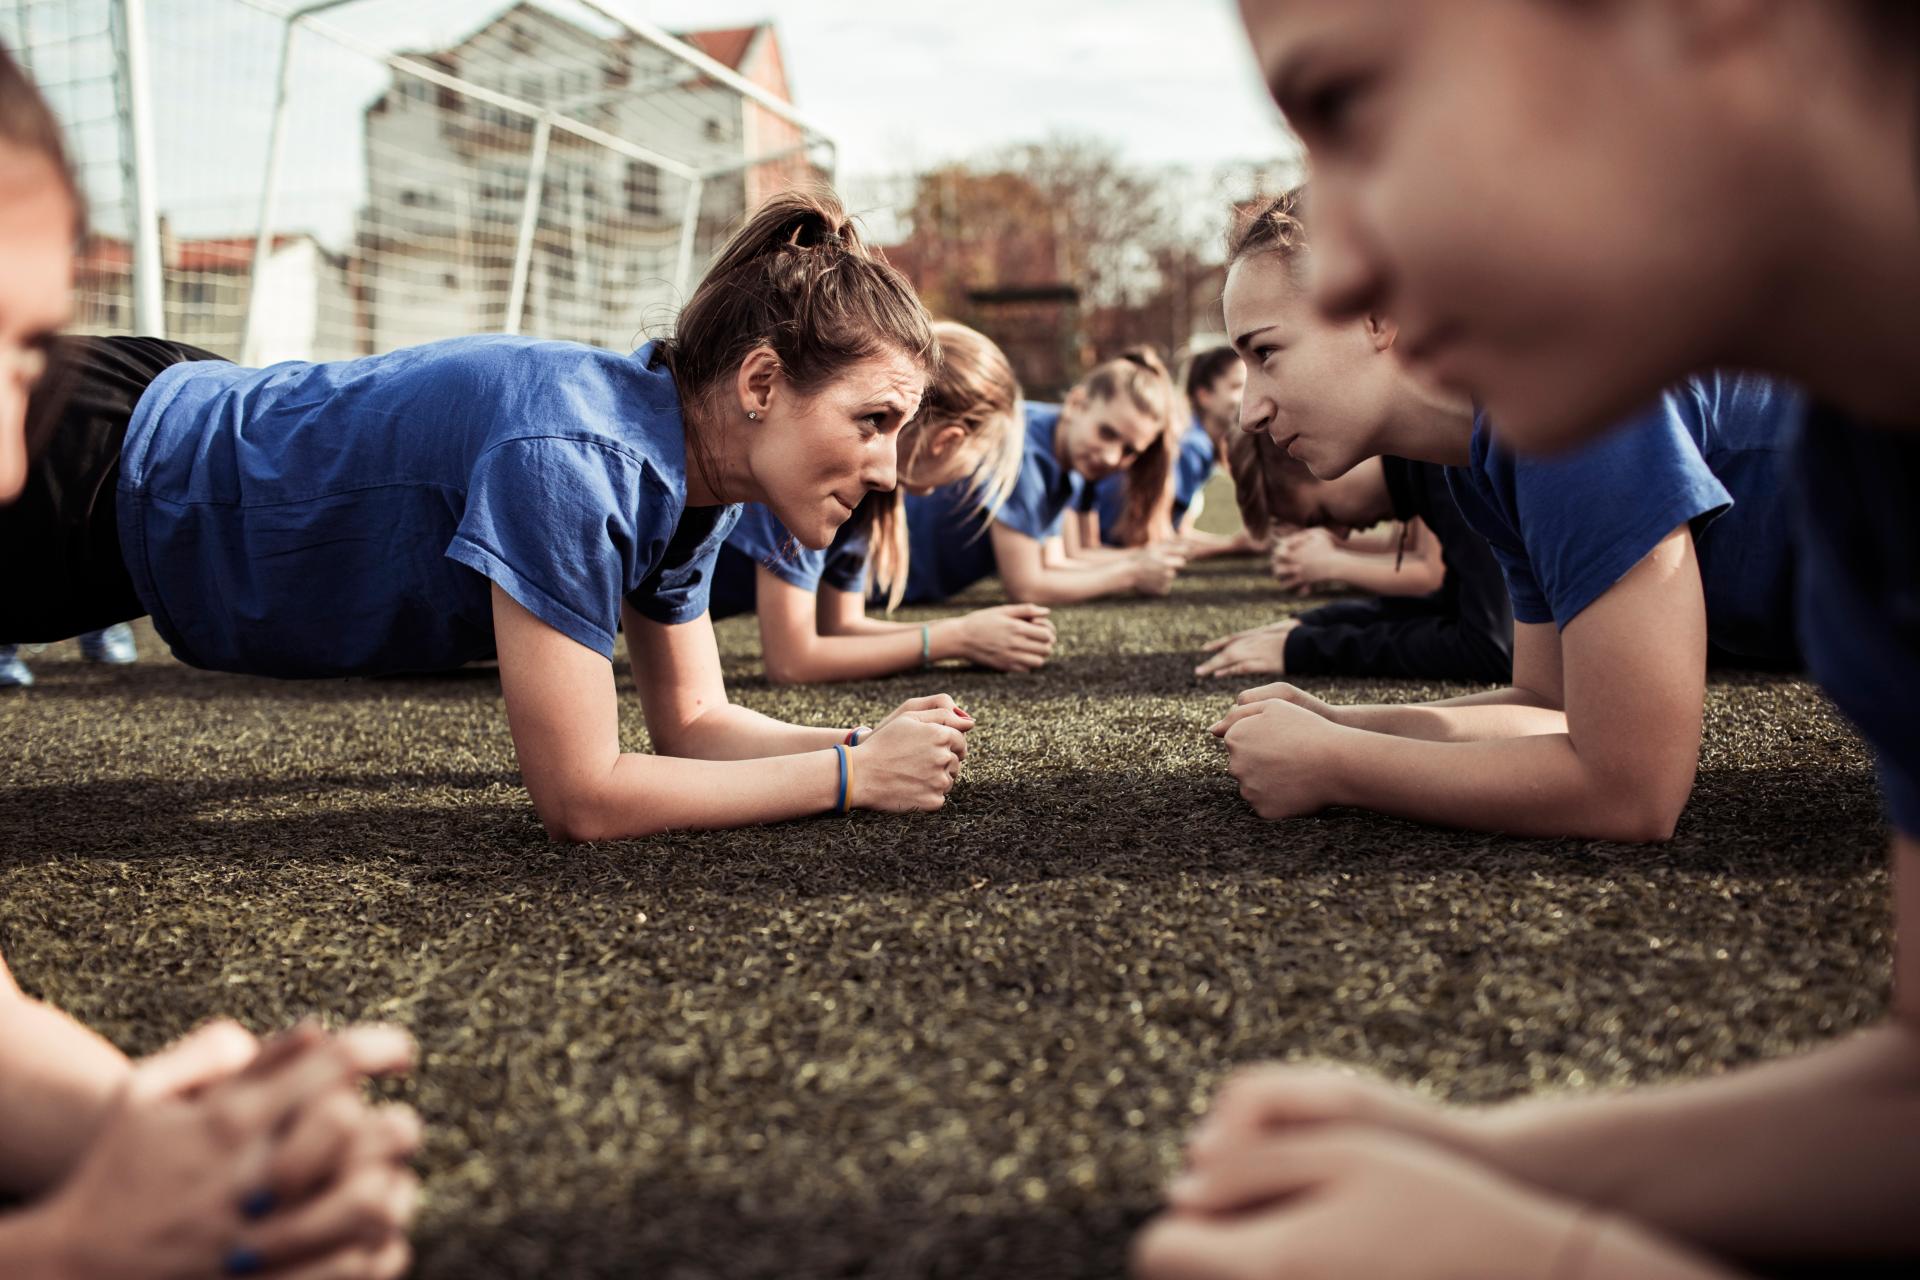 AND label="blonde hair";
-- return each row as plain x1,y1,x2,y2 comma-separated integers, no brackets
1083,345,1182,546
861,321,1024,611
